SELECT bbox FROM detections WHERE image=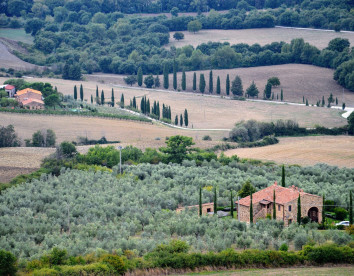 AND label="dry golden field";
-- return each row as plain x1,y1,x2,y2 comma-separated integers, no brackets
224,136,354,168
167,28,354,49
